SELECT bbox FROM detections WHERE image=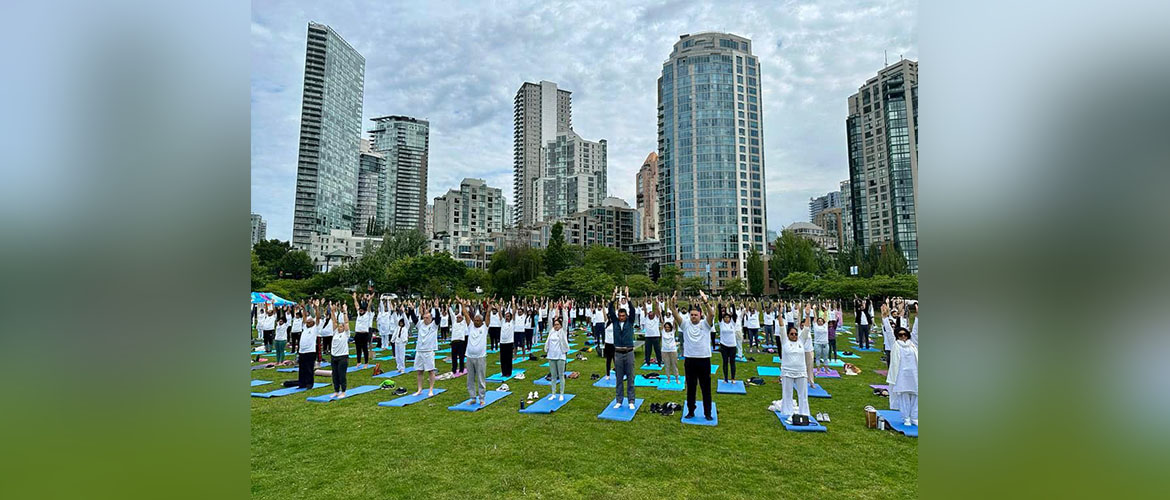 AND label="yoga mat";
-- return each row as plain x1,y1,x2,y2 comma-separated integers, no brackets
877,410,918,437
681,402,718,426
448,390,510,411
774,411,827,432
486,369,525,382
251,383,327,398
756,366,782,377
716,379,747,394
874,369,888,376
656,379,684,391
540,358,573,367
710,364,720,374
494,357,527,365
824,359,845,367
639,363,664,370
374,355,396,361
277,361,329,372
250,380,272,387
597,398,645,422
533,377,551,386
808,383,831,398
436,348,451,354
373,367,416,378
306,385,379,403
813,368,841,378
377,388,448,407
592,376,616,388
634,375,661,387
735,356,748,363
519,393,575,414
772,356,783,364
870,384,890,391
835,352,862,359
849,345,881,352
